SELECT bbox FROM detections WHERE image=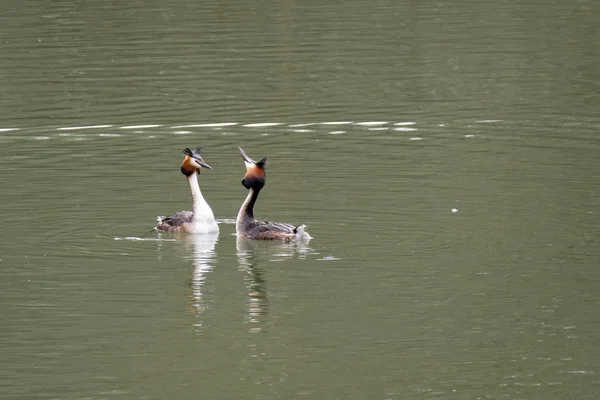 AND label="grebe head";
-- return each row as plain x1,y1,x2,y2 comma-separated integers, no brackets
181,147,212,176
238,147,267,190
